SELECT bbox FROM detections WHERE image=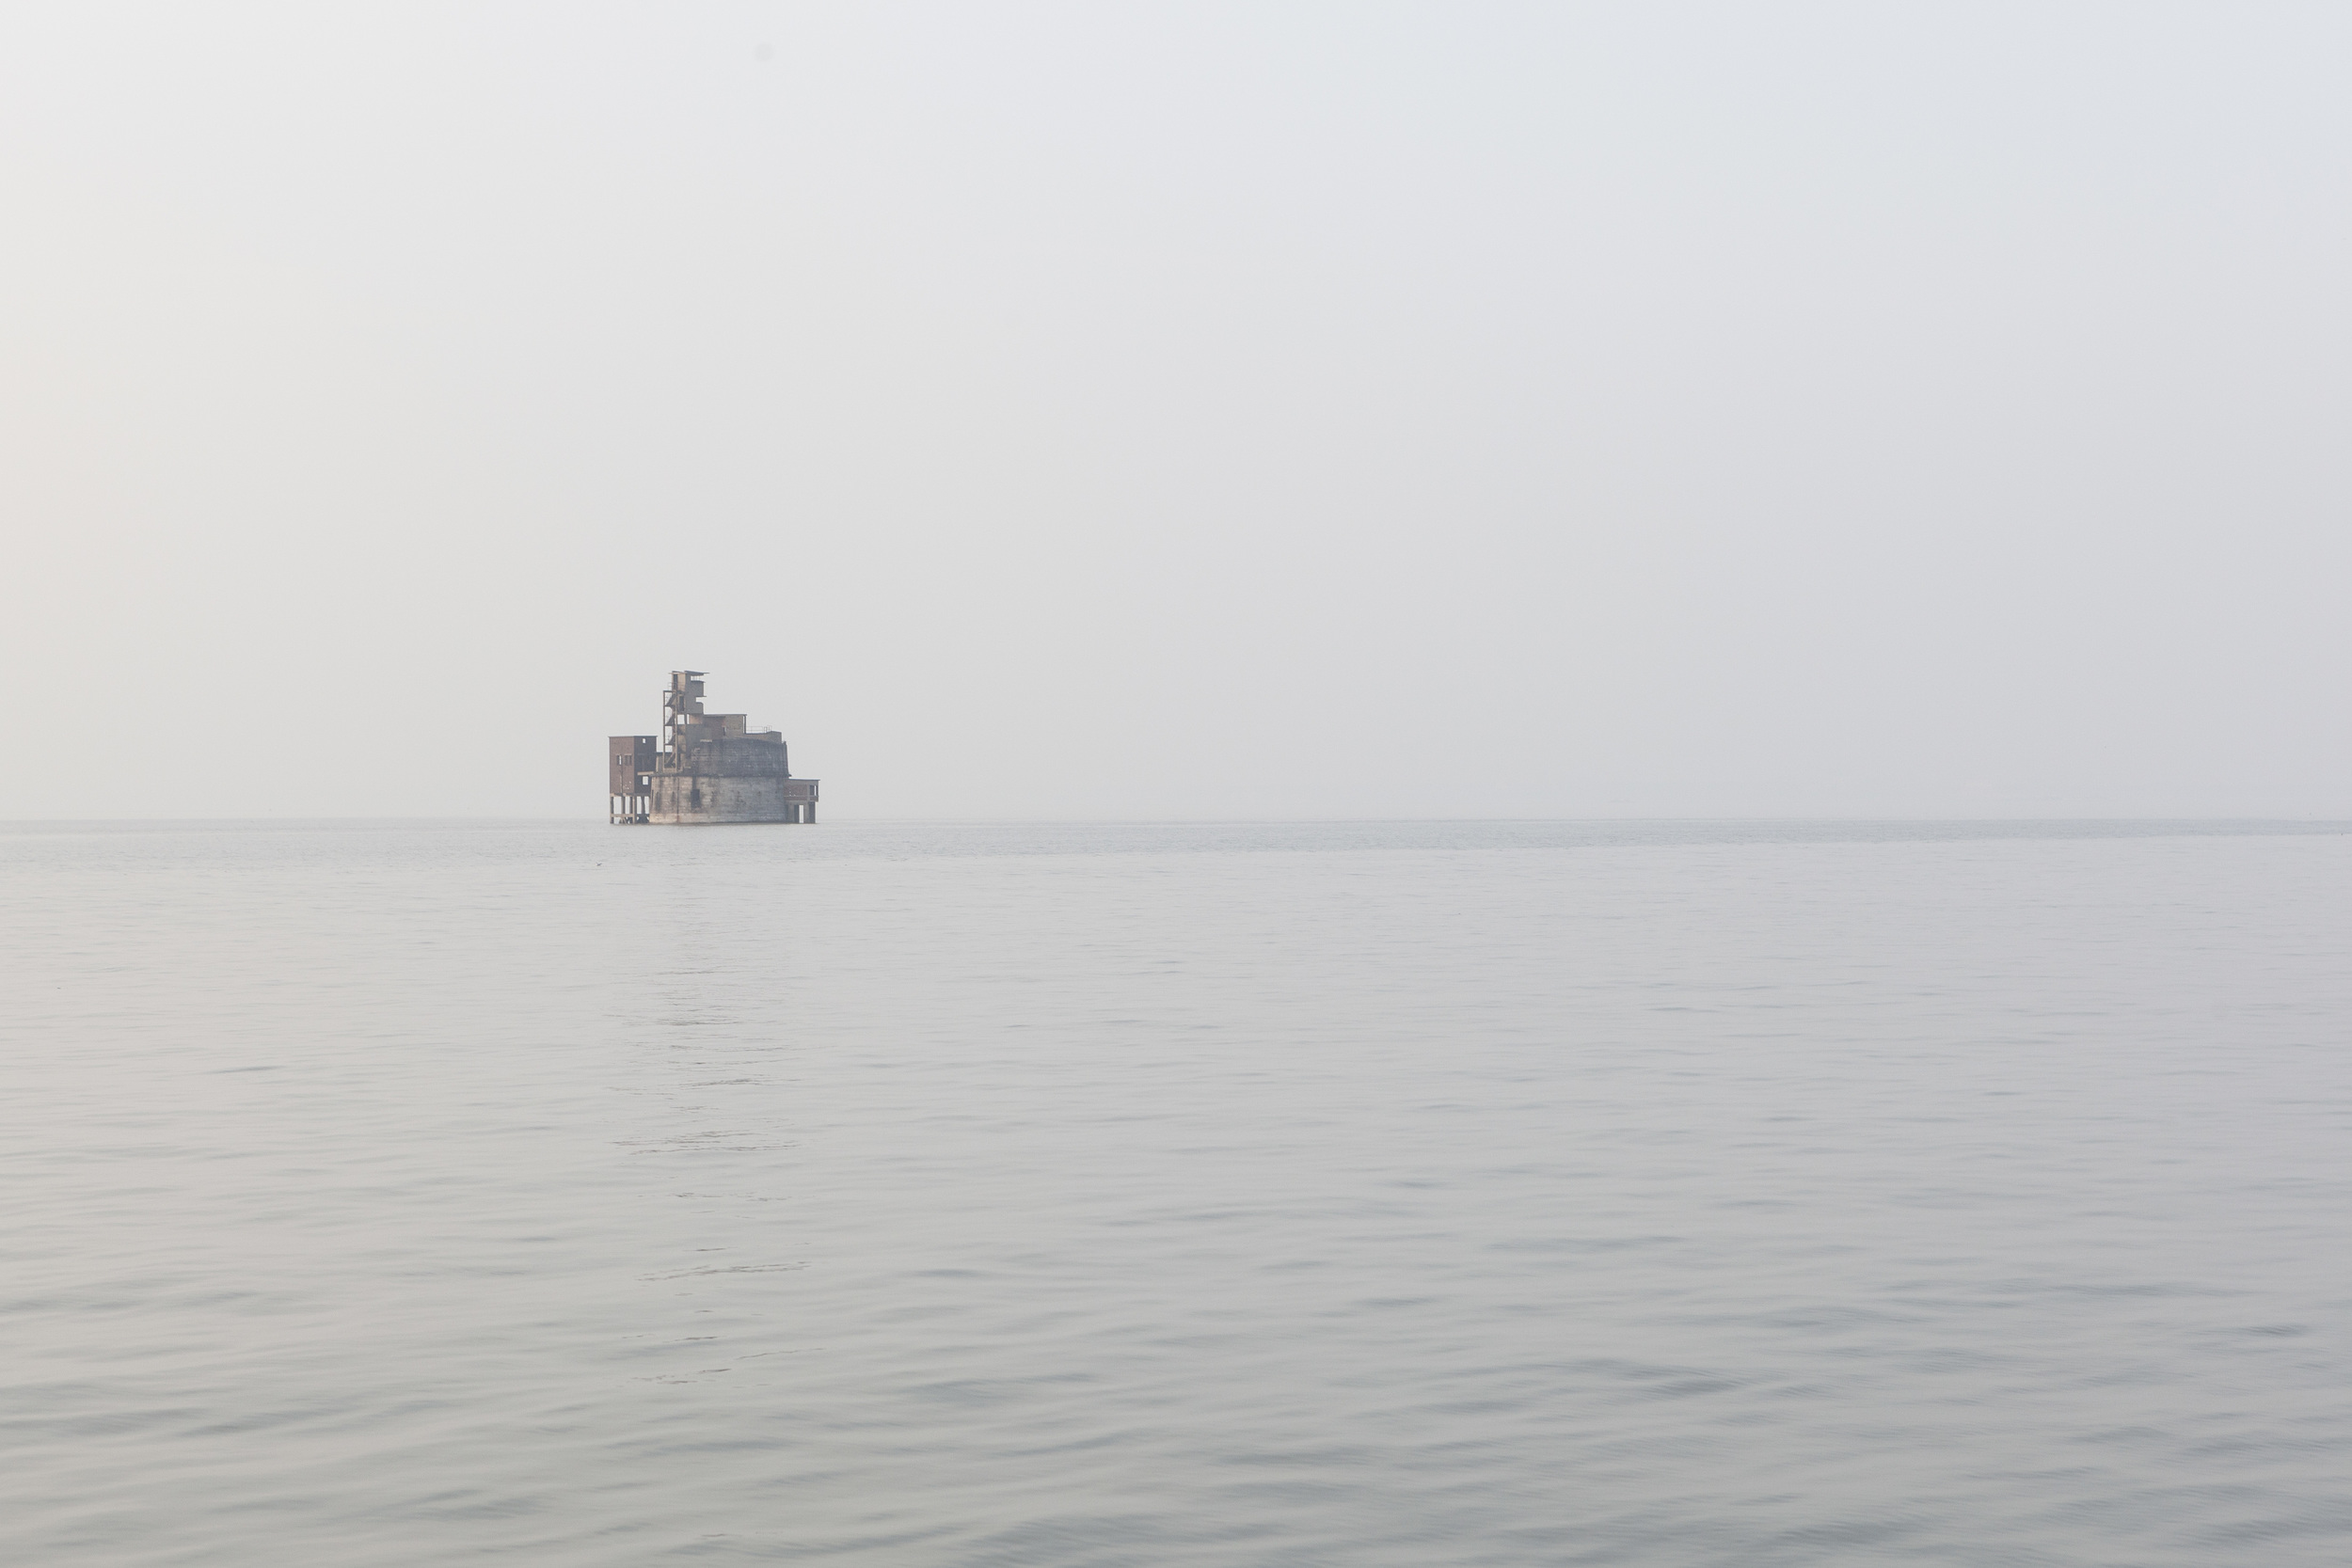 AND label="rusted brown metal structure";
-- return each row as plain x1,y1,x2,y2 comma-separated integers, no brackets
610,671,819,825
